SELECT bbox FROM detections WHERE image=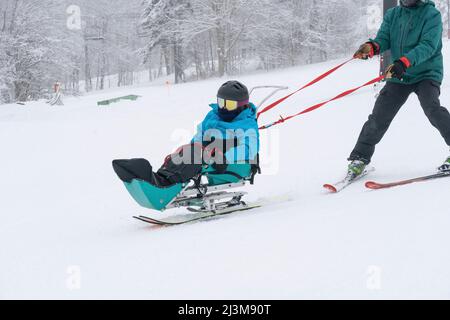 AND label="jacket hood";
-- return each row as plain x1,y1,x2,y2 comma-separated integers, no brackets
400,0,435,9
420,0,435,7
